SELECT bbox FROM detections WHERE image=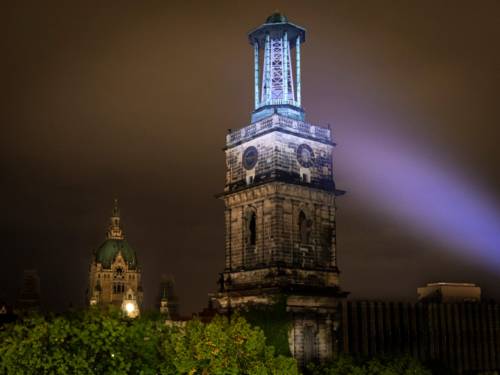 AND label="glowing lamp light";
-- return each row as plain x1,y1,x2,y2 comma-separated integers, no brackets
125,302,135,314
